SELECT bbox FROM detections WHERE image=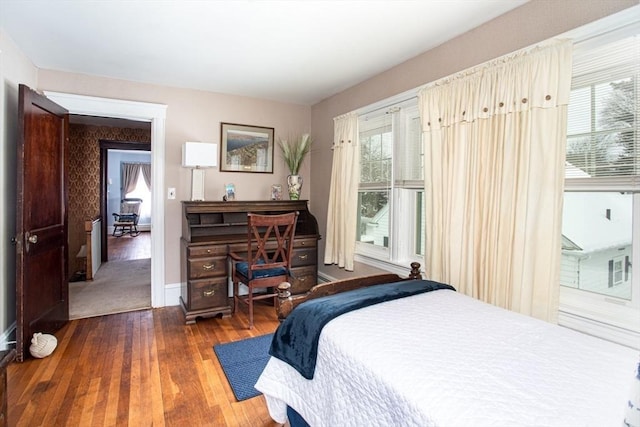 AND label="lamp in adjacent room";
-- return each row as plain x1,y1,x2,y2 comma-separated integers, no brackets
182,142,217,201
